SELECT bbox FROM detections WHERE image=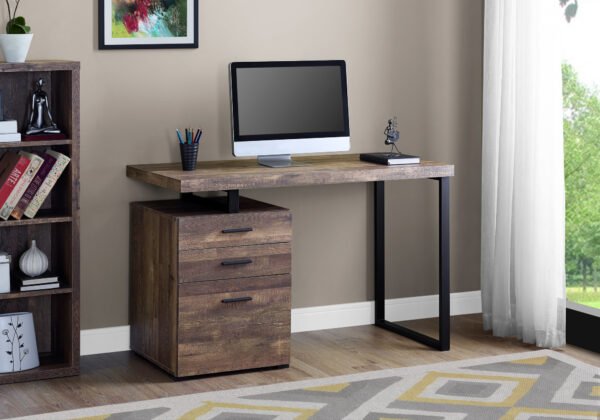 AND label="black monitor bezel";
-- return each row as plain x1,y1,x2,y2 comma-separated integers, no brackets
230,60,350,142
